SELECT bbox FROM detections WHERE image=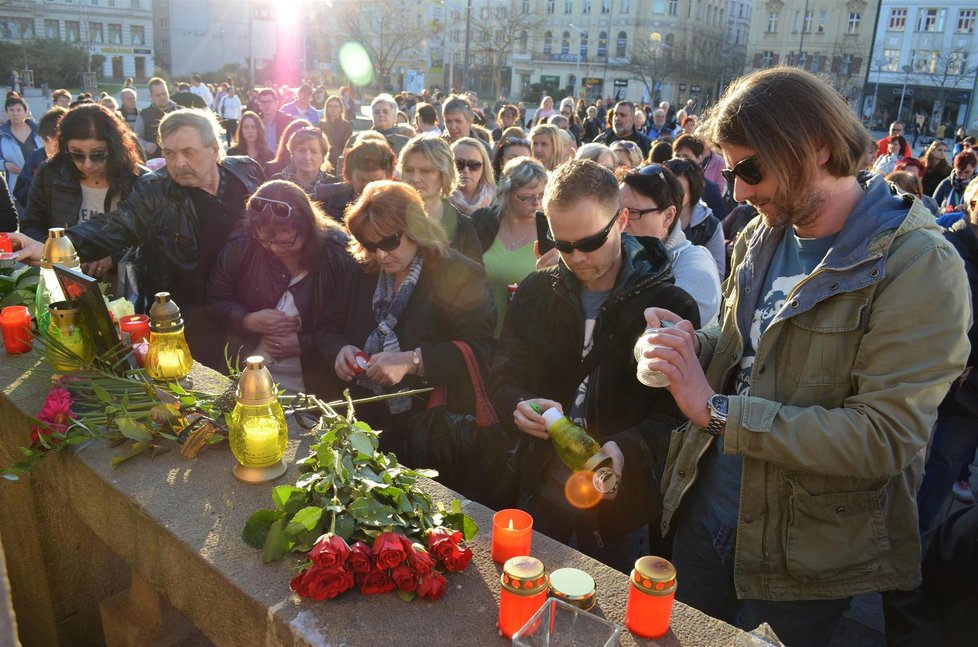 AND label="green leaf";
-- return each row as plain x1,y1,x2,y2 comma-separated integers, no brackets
116,417,152,442
169,381,188,395
261,518,292,563
348,497,396,526
316,444,335,469
93,383,112,403
286,506,323,535
332,513,356,541
396,492,413,514
271,485,308,515
242,509,282,548
348,429,375,456
450,499,463,515
444,512,479,542
394,589,417,603
110,440,151,465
